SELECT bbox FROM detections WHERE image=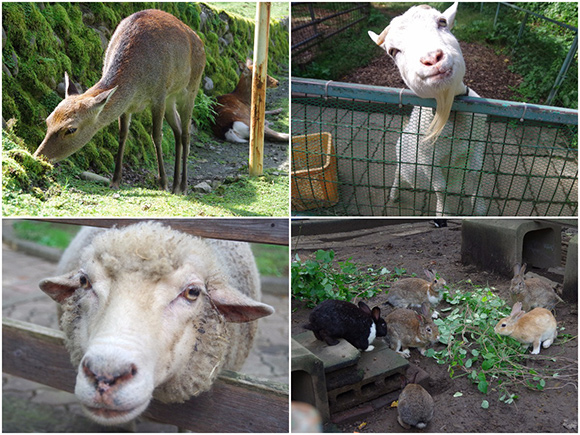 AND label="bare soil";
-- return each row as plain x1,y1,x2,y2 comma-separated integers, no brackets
291,220,578,433
341,41,523,101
